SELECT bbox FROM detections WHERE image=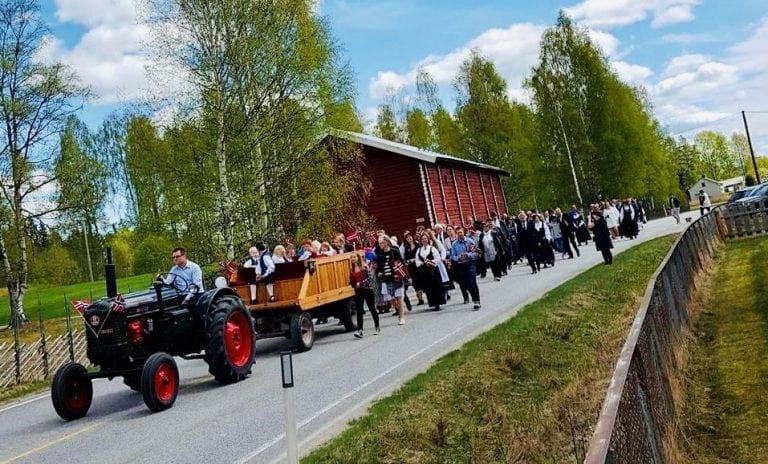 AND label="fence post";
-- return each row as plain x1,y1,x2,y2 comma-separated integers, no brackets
64,292,74,362
13,312,21,386
38,297,49,379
